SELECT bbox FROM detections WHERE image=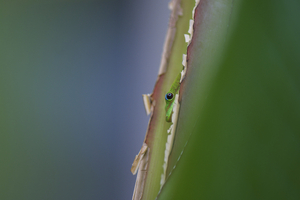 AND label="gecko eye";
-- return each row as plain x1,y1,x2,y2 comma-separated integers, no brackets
165,93,174,101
